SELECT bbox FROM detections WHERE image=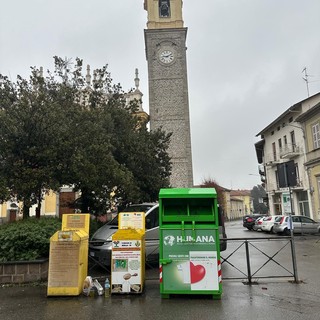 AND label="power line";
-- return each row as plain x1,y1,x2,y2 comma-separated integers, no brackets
302,67,310,97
